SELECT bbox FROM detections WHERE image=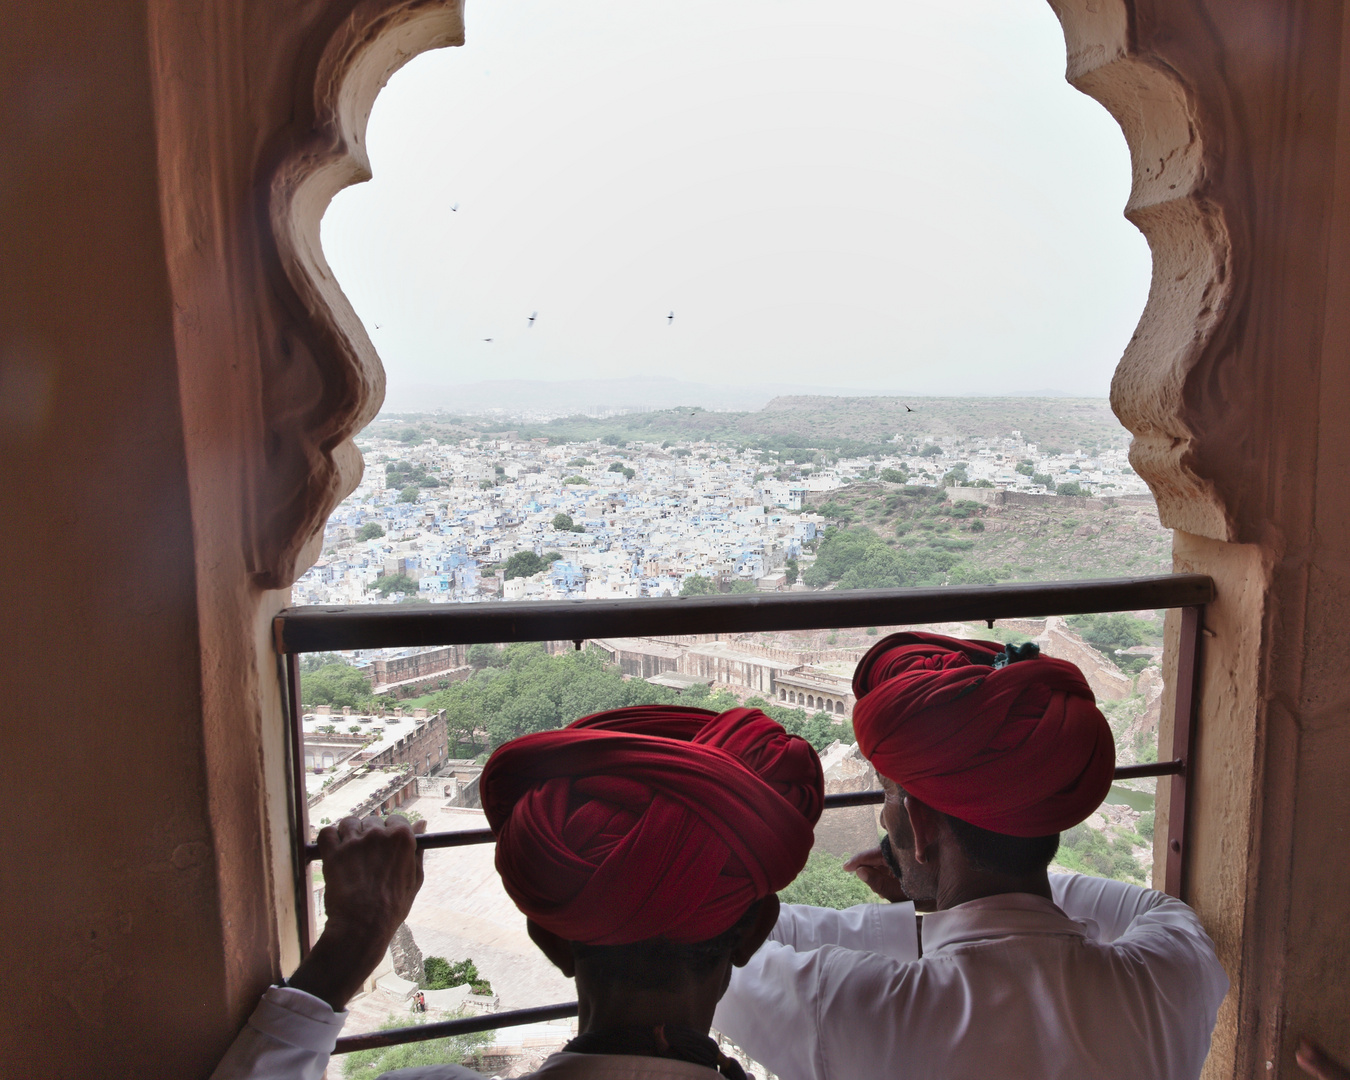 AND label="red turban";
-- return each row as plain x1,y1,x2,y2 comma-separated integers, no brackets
481,705,823,946
851,632,1115,836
